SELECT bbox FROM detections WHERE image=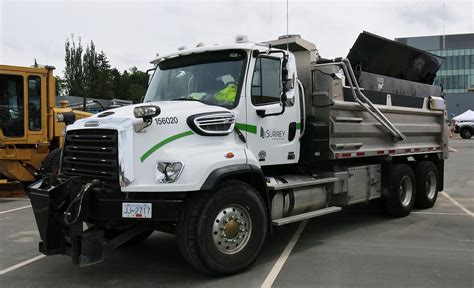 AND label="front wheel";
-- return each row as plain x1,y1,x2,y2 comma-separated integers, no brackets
177,180,268,275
